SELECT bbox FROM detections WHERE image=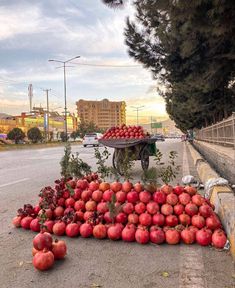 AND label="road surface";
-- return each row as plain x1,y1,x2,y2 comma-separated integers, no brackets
0,139,234,288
